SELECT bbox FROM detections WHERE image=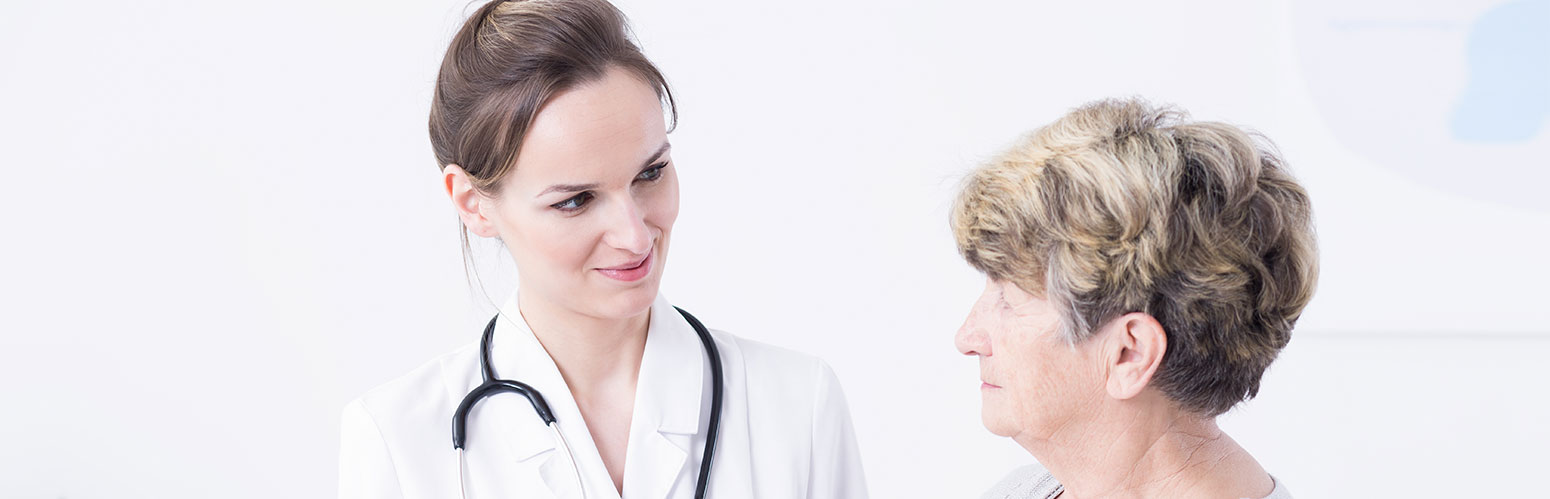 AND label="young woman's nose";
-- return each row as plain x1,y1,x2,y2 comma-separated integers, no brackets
602,196,652,254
